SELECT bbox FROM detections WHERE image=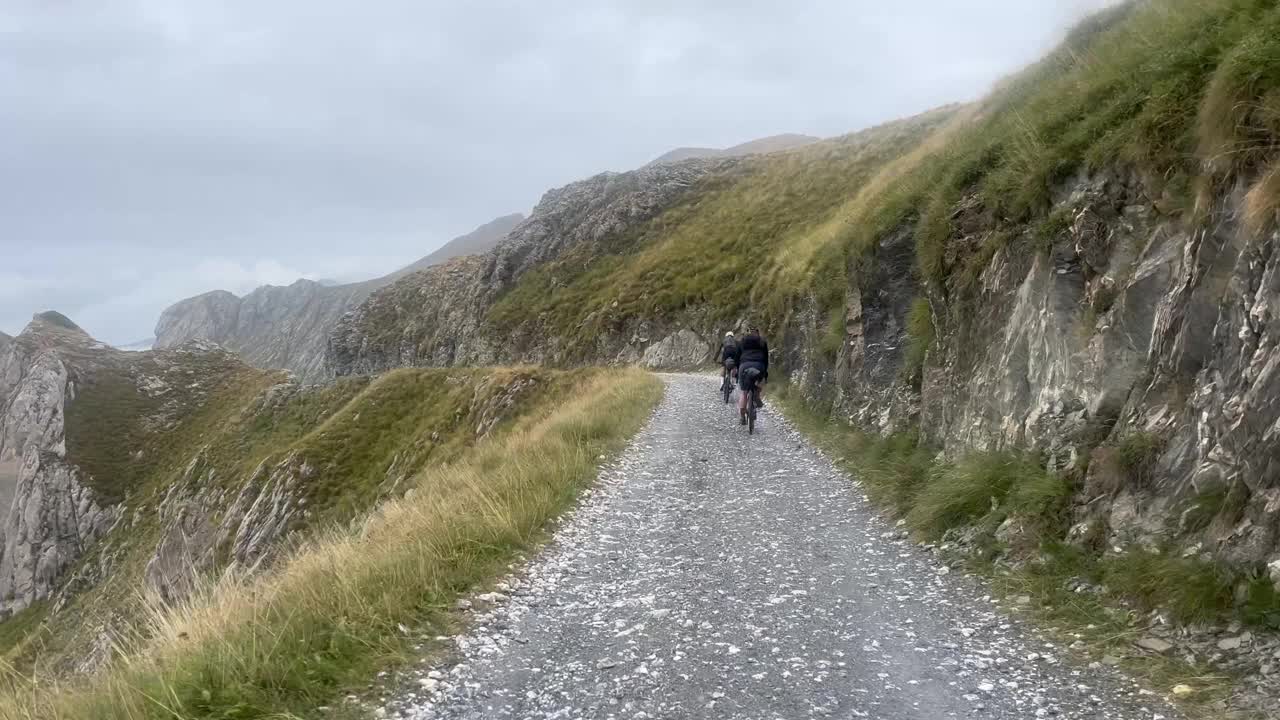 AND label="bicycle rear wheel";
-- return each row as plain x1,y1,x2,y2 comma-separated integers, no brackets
747,389,758,434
